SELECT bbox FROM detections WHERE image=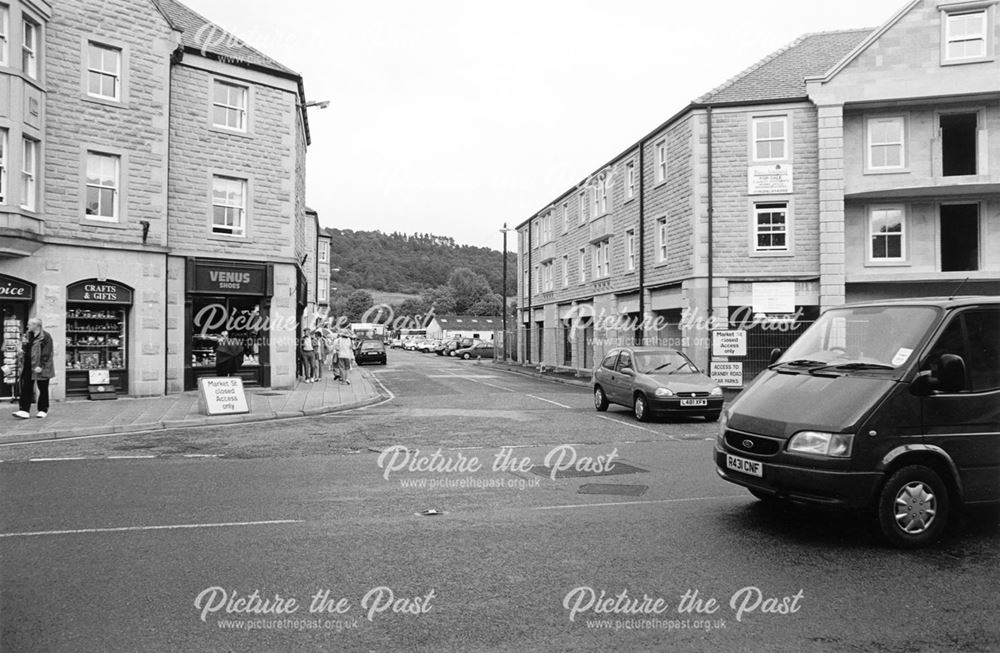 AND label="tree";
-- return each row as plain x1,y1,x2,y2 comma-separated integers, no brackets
447,267,493,314
423,285,457,315
468,293,504,316
398,297,427,317
345,290,374,322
